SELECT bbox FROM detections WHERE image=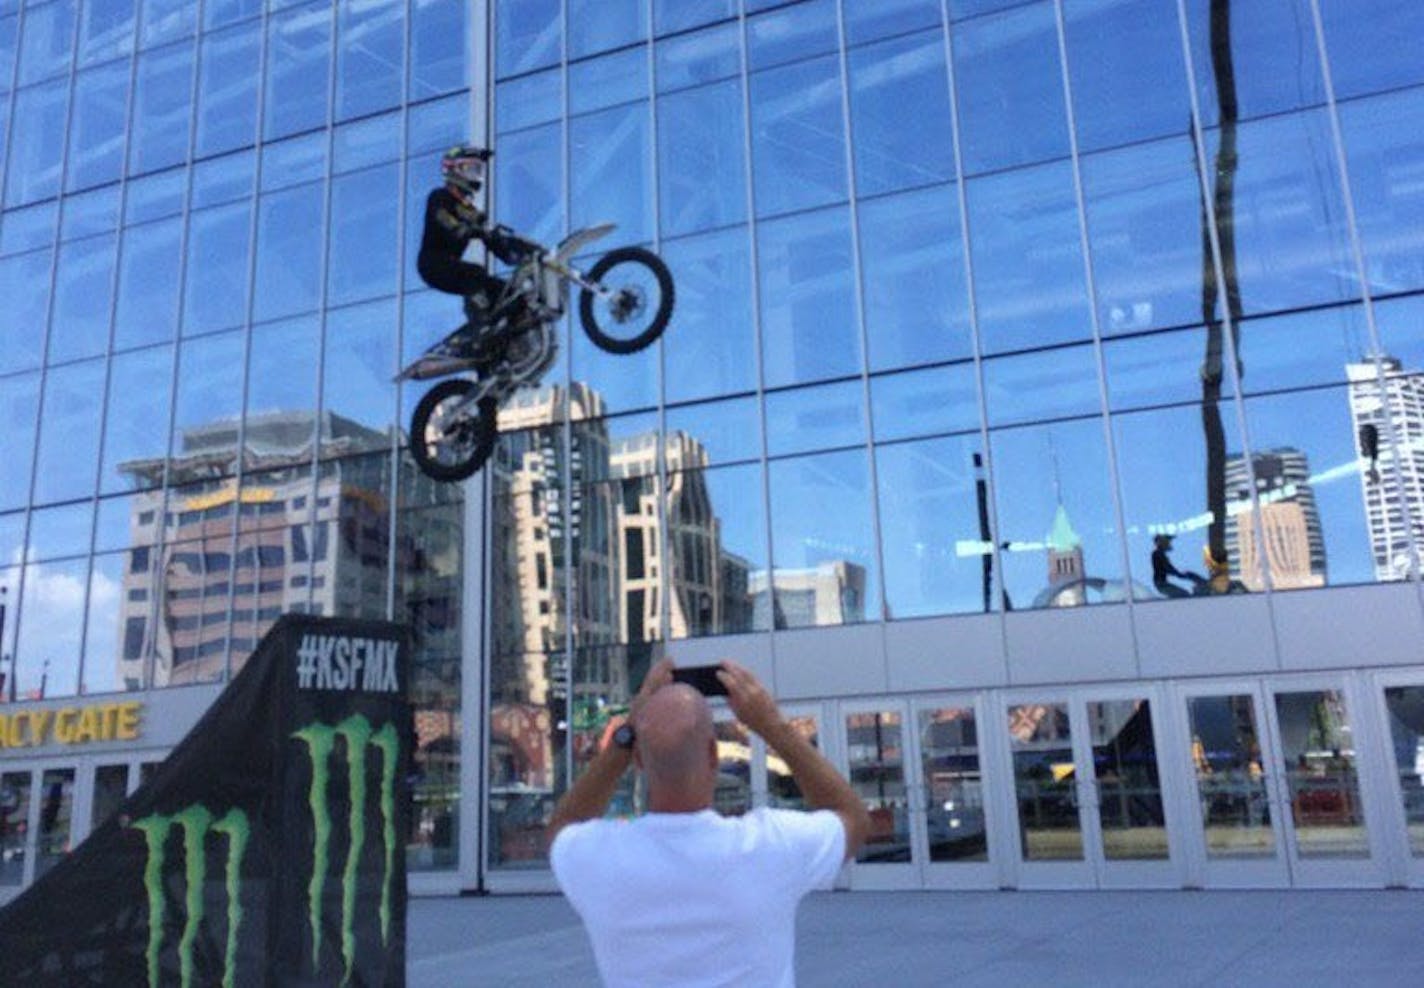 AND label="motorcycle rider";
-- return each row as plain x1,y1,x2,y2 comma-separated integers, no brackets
417,144,527,366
